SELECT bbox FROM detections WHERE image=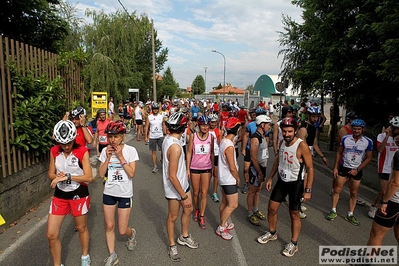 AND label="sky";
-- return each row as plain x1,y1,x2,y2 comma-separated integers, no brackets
69,0,303,92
